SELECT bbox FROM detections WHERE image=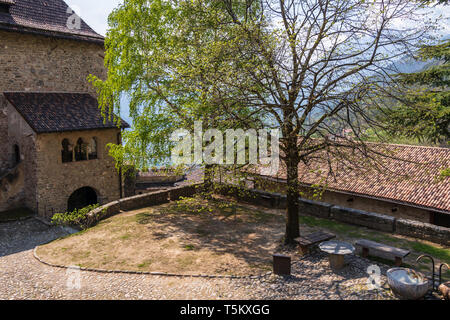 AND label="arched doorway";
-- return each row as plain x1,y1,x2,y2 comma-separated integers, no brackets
67,187,98,212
